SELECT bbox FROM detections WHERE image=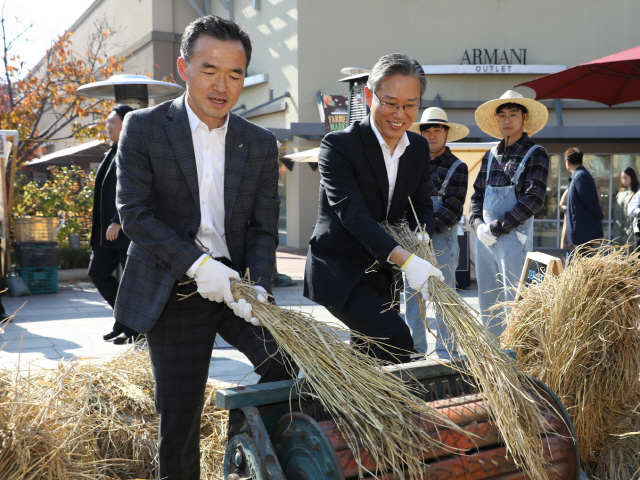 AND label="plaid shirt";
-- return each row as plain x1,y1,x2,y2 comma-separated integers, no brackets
429,147,468,234
470,133,549,236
